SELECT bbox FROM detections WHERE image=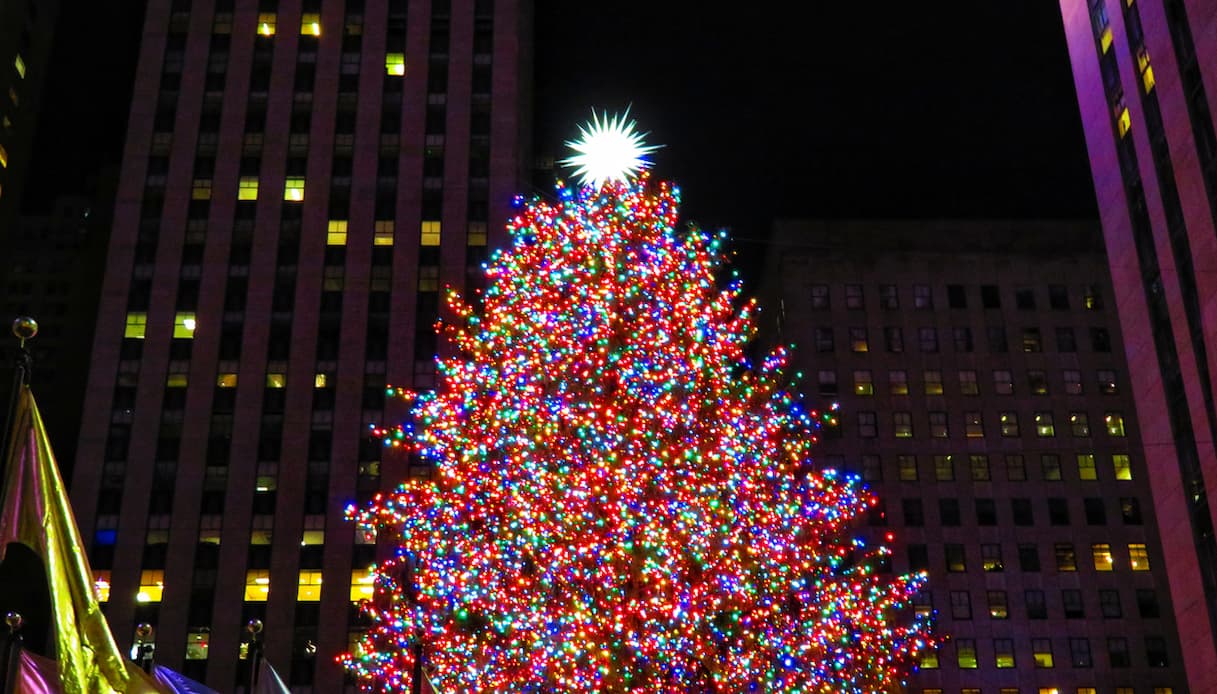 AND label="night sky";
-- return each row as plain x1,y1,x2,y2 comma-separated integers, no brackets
29,1,1096,281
